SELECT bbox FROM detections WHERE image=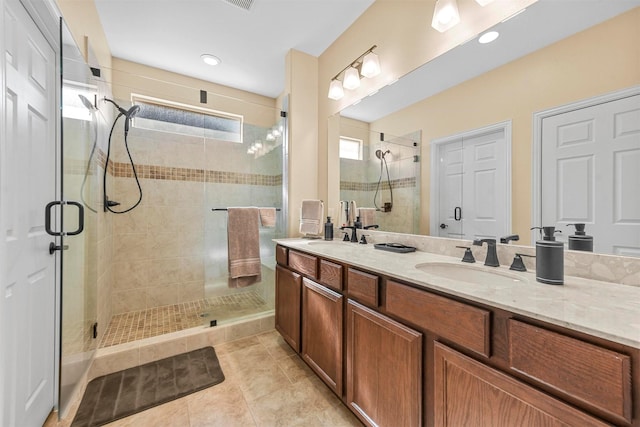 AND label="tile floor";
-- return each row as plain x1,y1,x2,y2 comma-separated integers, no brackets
47,330,363,427
101,291,271,347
